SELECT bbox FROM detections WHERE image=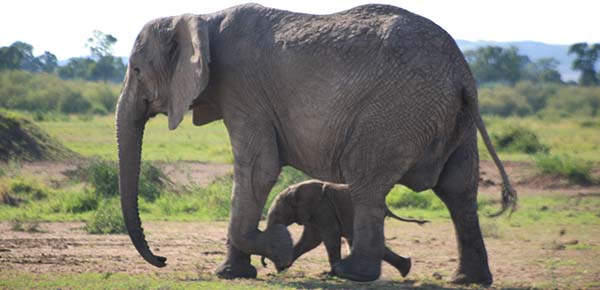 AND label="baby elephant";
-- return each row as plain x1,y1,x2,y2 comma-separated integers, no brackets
263,180,428,277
